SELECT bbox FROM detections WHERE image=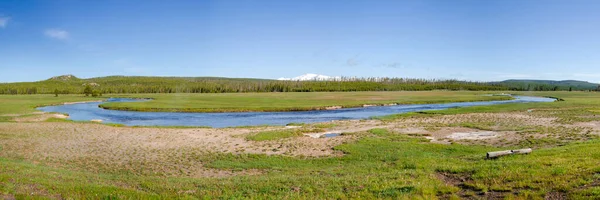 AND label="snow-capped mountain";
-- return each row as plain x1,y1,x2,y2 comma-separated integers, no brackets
277,73,341,81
